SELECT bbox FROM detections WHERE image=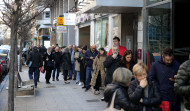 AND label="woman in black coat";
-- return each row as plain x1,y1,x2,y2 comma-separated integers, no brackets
43,47,54,84
104,68,137,111
128,62,161,111
62,47,72,84
78,45,87,88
